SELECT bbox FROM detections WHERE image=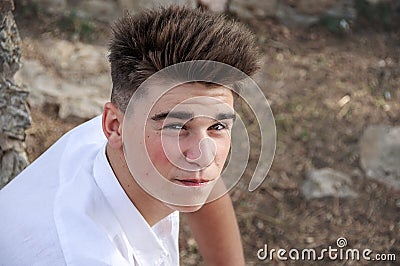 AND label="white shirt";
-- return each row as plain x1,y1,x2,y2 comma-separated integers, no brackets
0,116,179,266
